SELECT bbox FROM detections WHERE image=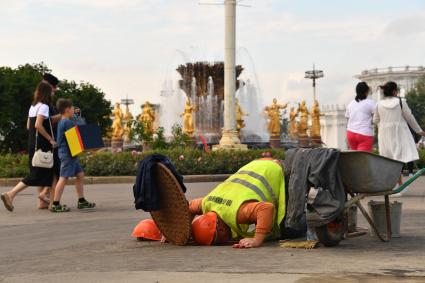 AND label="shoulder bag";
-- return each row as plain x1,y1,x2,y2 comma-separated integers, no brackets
32,106,55,168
